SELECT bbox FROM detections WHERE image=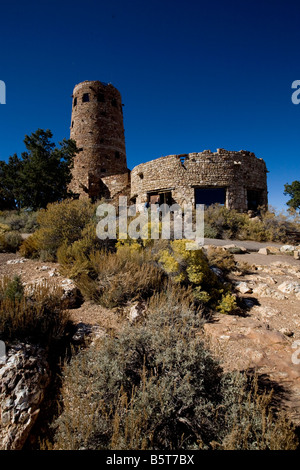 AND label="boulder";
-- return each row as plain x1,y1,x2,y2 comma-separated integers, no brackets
0,344,50,450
